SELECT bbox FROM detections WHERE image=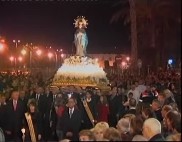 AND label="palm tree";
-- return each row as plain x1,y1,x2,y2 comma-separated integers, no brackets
111,0,181,68
111,0,138,68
